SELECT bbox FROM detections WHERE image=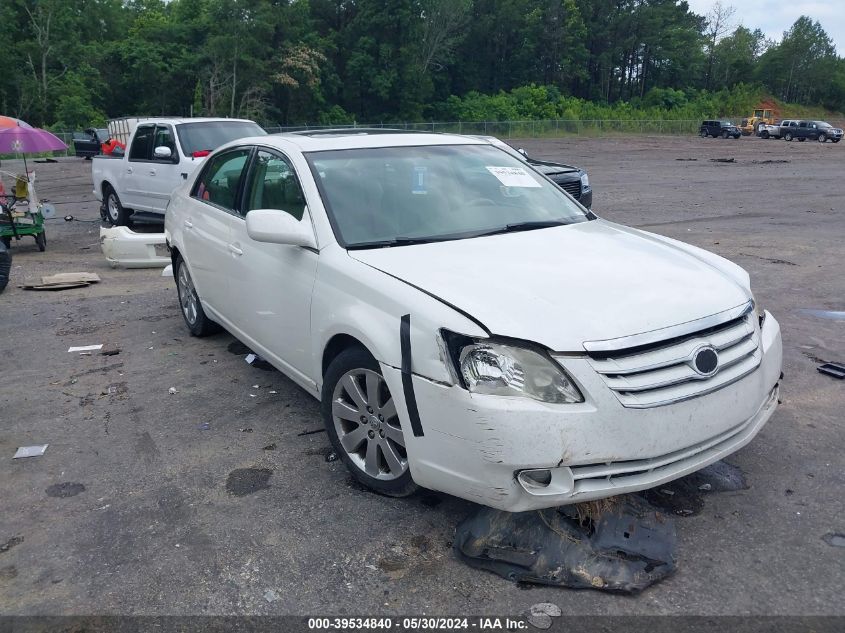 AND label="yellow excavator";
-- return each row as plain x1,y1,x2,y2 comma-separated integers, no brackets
739,106,778,136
